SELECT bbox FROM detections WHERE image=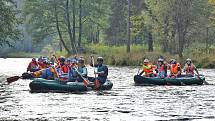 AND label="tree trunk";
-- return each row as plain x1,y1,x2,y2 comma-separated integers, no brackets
97,29,100,43
206,27,209,53
127,0,131,53
78,0,82,48
72,0,76,49
147,31,153,52
59,41,62,52
162,16,169,52
54,1,71,54
66,0,77,54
